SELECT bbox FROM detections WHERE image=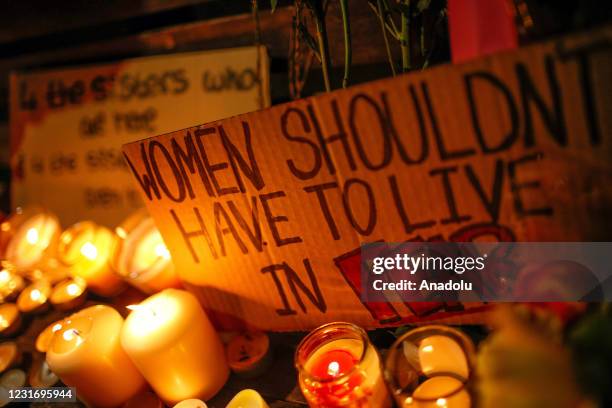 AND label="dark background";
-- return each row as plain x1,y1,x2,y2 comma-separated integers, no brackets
0,0,609,214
